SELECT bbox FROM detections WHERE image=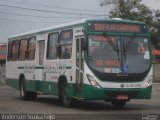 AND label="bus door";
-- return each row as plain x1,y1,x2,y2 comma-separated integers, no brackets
76,36,84,94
